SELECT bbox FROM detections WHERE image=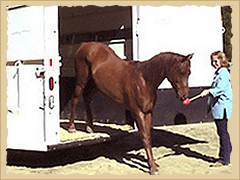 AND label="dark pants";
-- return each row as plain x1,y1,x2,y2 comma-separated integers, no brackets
214,110,232,164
